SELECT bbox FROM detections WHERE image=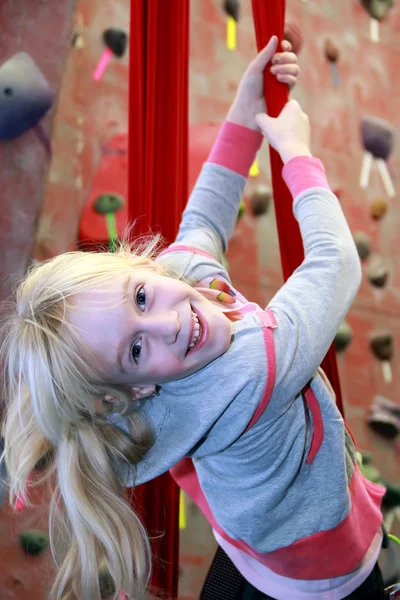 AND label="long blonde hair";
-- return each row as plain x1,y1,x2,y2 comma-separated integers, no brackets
1,236,167,600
